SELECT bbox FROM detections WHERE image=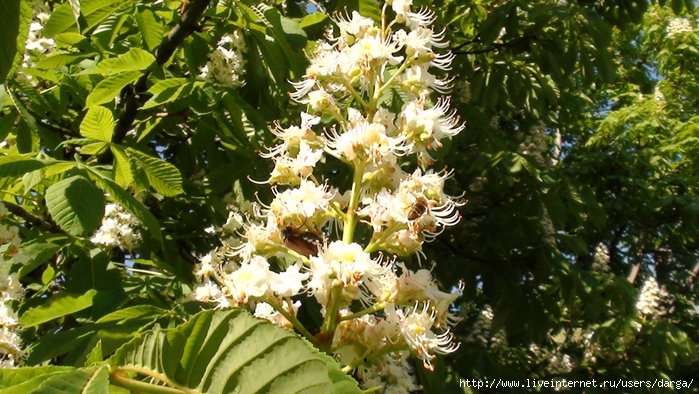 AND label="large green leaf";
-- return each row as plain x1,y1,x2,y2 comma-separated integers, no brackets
0,366,74,393
85,48,155,75
135,9,163,51
0,366,109,394
0,155,49,178
109,309,361,394
35,53,95,70
127,149,184,197
43,0,134,37
45,175,105,236
141,78,201,110
20,290,97,327
85,70,141,107
0,0,22,83
80,106,114,142
111,145,133,188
